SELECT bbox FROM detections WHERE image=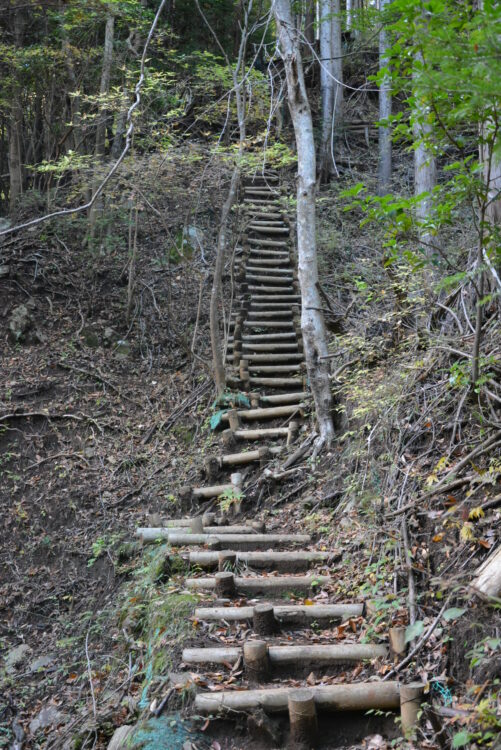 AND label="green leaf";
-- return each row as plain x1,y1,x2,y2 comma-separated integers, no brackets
452,730,471,748
442,607,467,622
405,620,424,643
